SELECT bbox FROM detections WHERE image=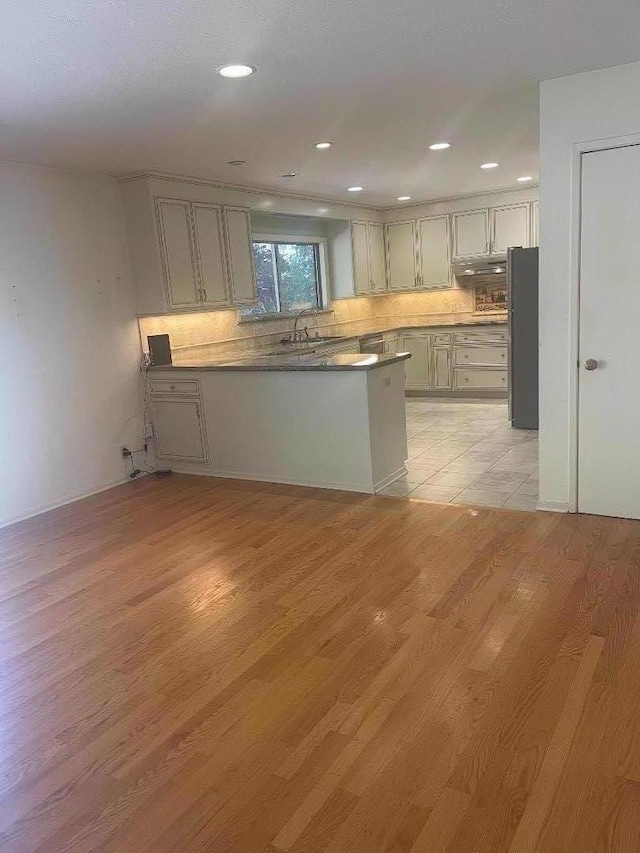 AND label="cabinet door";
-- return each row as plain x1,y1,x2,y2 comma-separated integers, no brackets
224,207,257,306
156,199,201,310
491,204,529,254
191,203,230,308
386,221,417,291
530,200,539,247
452,209,489,260
368,223,387,293
351,221,371,295
152,397,208,462
432,345,453,389
417,215,451,289
401,336,431,388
